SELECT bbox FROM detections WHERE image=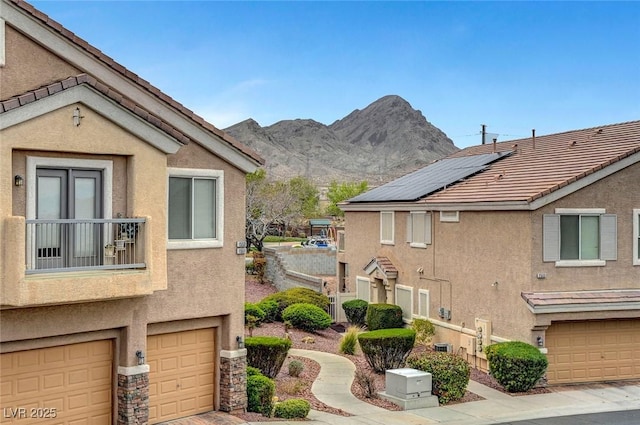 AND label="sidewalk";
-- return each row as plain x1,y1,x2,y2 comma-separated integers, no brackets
245,349,640,425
